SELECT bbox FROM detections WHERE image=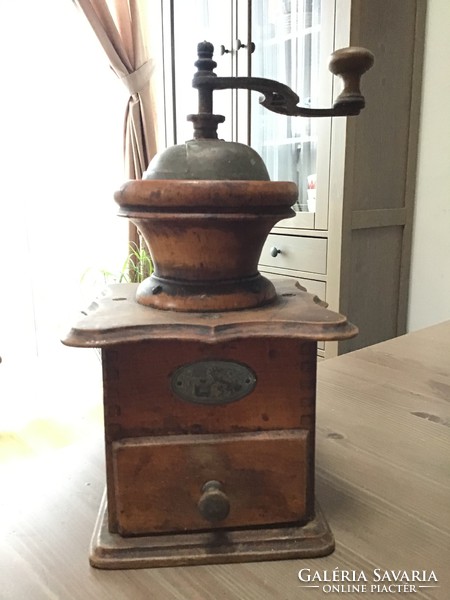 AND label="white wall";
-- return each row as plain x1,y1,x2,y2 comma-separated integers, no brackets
408,0,450,331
